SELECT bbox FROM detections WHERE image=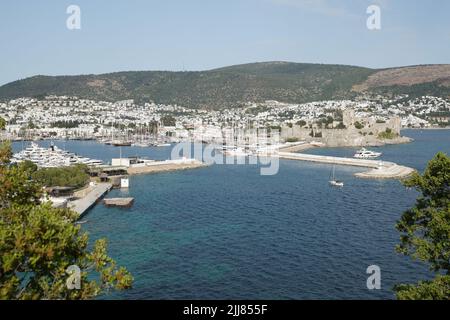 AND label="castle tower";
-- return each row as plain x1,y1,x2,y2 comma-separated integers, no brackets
342,109,355,128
